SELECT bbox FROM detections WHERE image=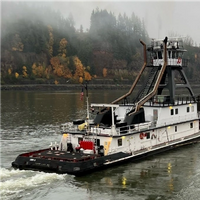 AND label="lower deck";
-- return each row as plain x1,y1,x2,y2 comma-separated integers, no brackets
21,149,99,162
